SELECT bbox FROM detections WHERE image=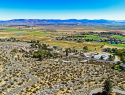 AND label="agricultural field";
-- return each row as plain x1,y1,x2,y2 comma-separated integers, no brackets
74,35,103,39
94,26,125,30
111,35,125,40
0,25,125,94
45,41,102,50
99,42,125,48
0,25,125,50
